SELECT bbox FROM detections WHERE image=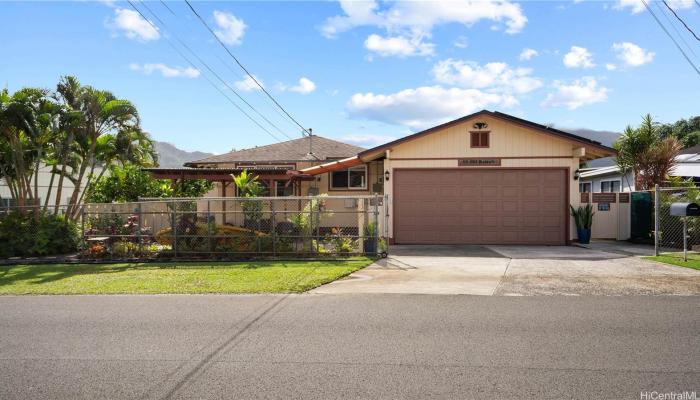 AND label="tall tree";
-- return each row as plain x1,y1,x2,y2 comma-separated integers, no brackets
614,114,682,190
